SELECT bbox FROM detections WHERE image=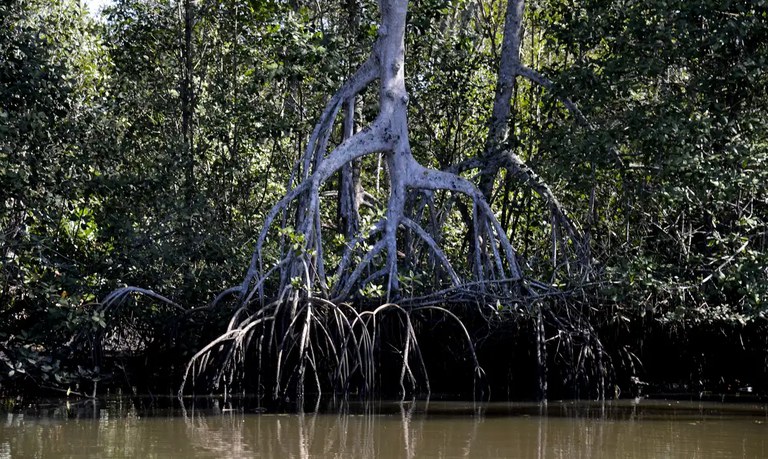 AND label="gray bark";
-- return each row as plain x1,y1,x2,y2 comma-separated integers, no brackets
479,0,525,201
474,0,590,272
